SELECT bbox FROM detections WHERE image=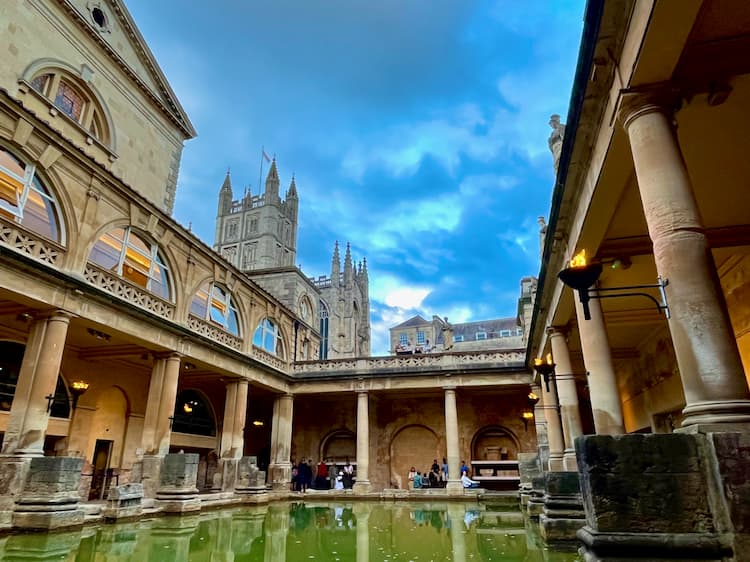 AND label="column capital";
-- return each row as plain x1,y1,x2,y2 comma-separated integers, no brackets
618,84,682,131
355,390,368,397
443,385,457,393
153,351,182,361
546,325,569,338
37,309,75,323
